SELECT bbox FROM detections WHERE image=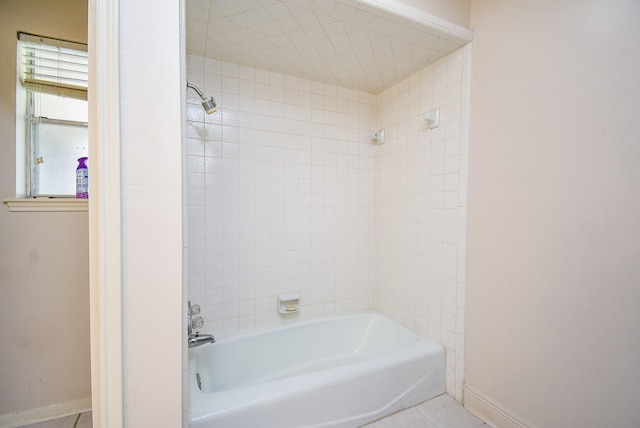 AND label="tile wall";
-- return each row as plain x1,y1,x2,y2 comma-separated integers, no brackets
185,55,377,337
185,43,471,399
374,44,471,399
